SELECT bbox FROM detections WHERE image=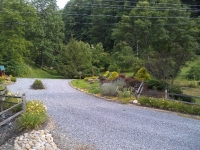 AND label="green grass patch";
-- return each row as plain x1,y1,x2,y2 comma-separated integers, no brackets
177,56,200,80
71,79,101,94
25,66,63,79
71,79,134,104
0,85,5,91
138,97,200,115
